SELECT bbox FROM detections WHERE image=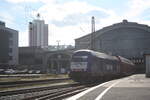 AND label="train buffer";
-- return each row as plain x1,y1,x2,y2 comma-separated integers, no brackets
67,74,150,100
